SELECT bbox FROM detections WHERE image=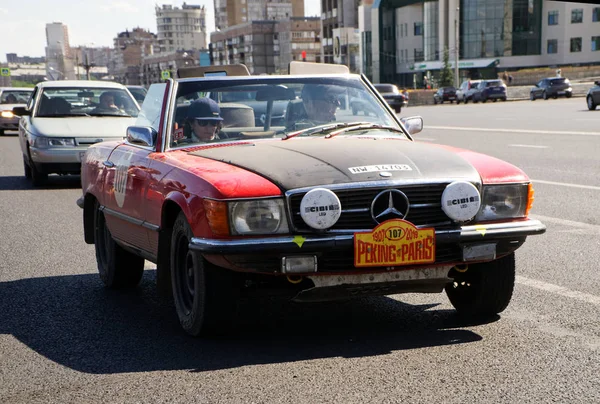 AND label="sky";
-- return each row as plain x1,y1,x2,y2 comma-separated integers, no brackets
0,0,321,62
